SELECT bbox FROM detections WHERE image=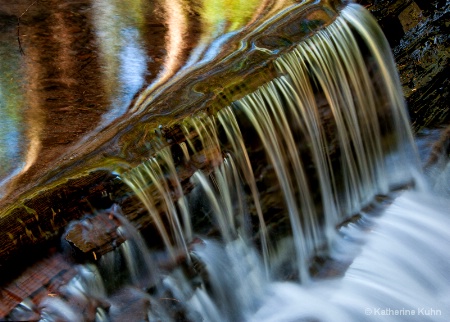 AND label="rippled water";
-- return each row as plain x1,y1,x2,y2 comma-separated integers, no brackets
0,0,339,205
